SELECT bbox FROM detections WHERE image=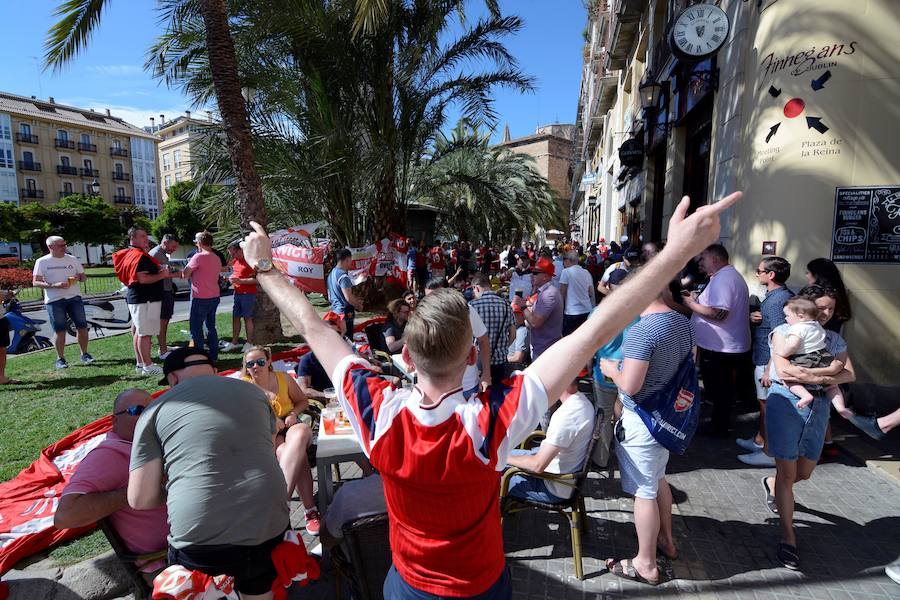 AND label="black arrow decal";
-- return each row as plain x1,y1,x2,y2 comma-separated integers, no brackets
811,70,832,91
806,116,829,134
768,85,782,98
765,123,780,143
